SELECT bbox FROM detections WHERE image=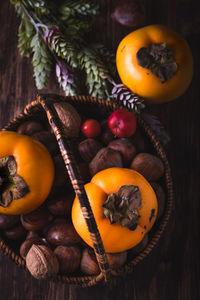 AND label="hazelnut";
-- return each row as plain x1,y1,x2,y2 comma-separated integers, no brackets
78,138,103,162
45,222,82,246
20,236,46,259
31,131,59,155
54,245,81,274
47,193,74,216
130,153,164,181
17,120,44,136
150,182,166,219
0,213,19,230
89,147,123,176
4,223,27,240
108,138,136,166
26,244,59,280
21,206,53,231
